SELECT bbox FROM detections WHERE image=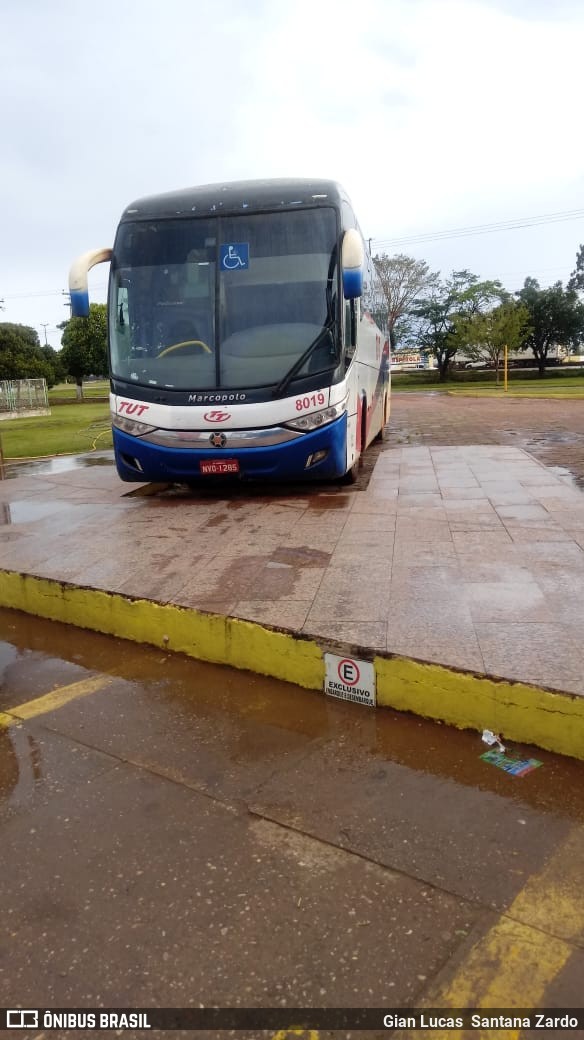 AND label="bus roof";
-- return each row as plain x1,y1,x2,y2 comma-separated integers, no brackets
120,178,350,222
